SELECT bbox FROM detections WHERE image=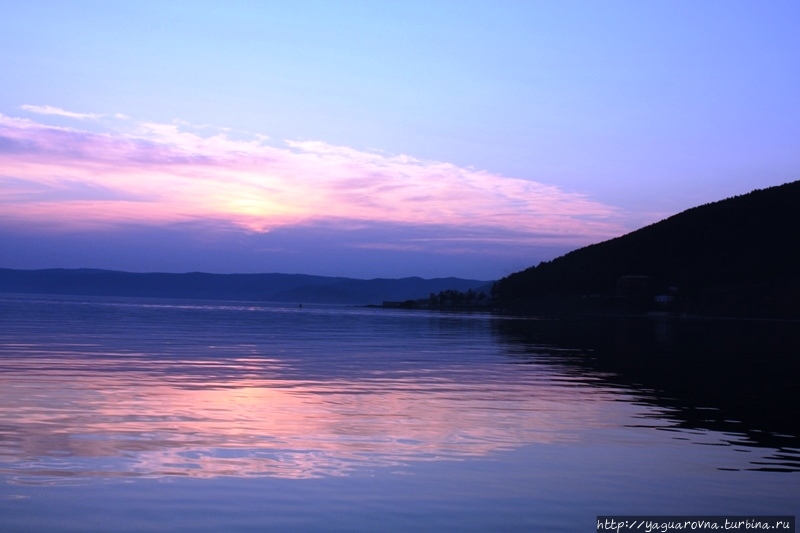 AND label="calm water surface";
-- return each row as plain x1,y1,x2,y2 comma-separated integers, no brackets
0,294,798,531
